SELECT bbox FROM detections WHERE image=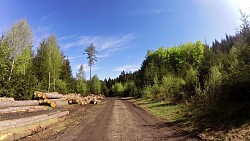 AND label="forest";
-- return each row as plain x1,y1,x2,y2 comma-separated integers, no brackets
102,11,250,123
1,12,250,112
0,19,102,100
